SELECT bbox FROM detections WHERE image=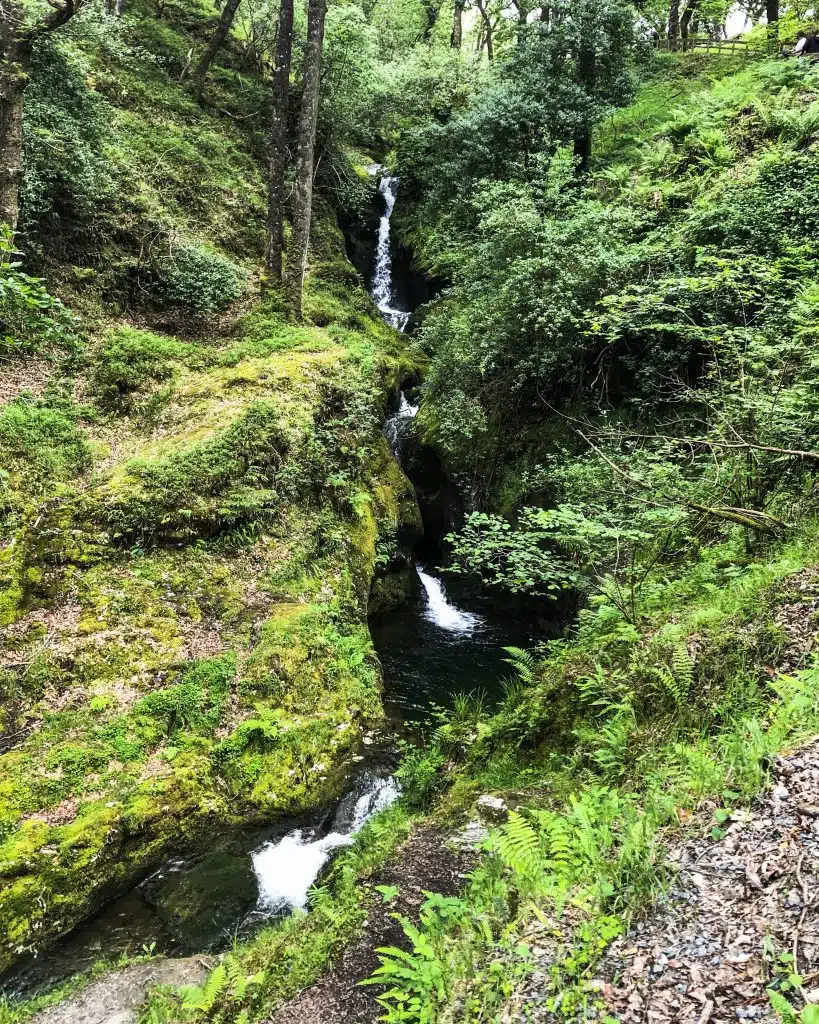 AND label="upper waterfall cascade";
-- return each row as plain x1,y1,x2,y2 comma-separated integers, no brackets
371,174,410,332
